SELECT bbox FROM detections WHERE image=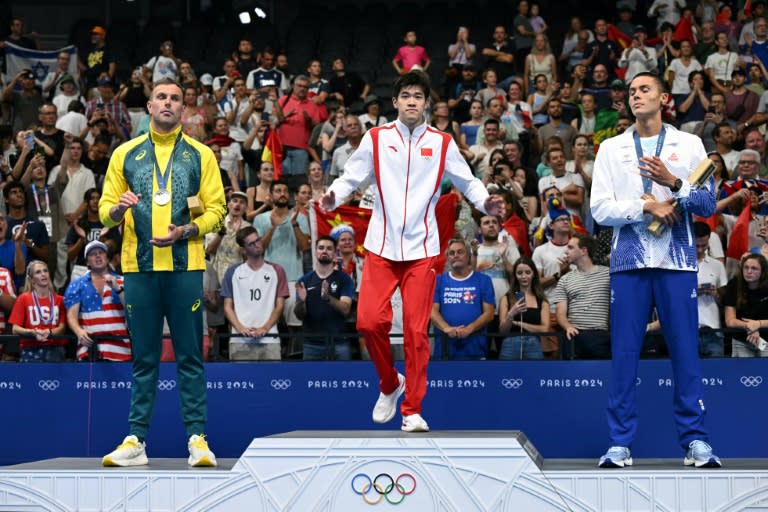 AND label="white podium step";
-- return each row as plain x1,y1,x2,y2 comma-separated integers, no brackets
0,431,766,511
